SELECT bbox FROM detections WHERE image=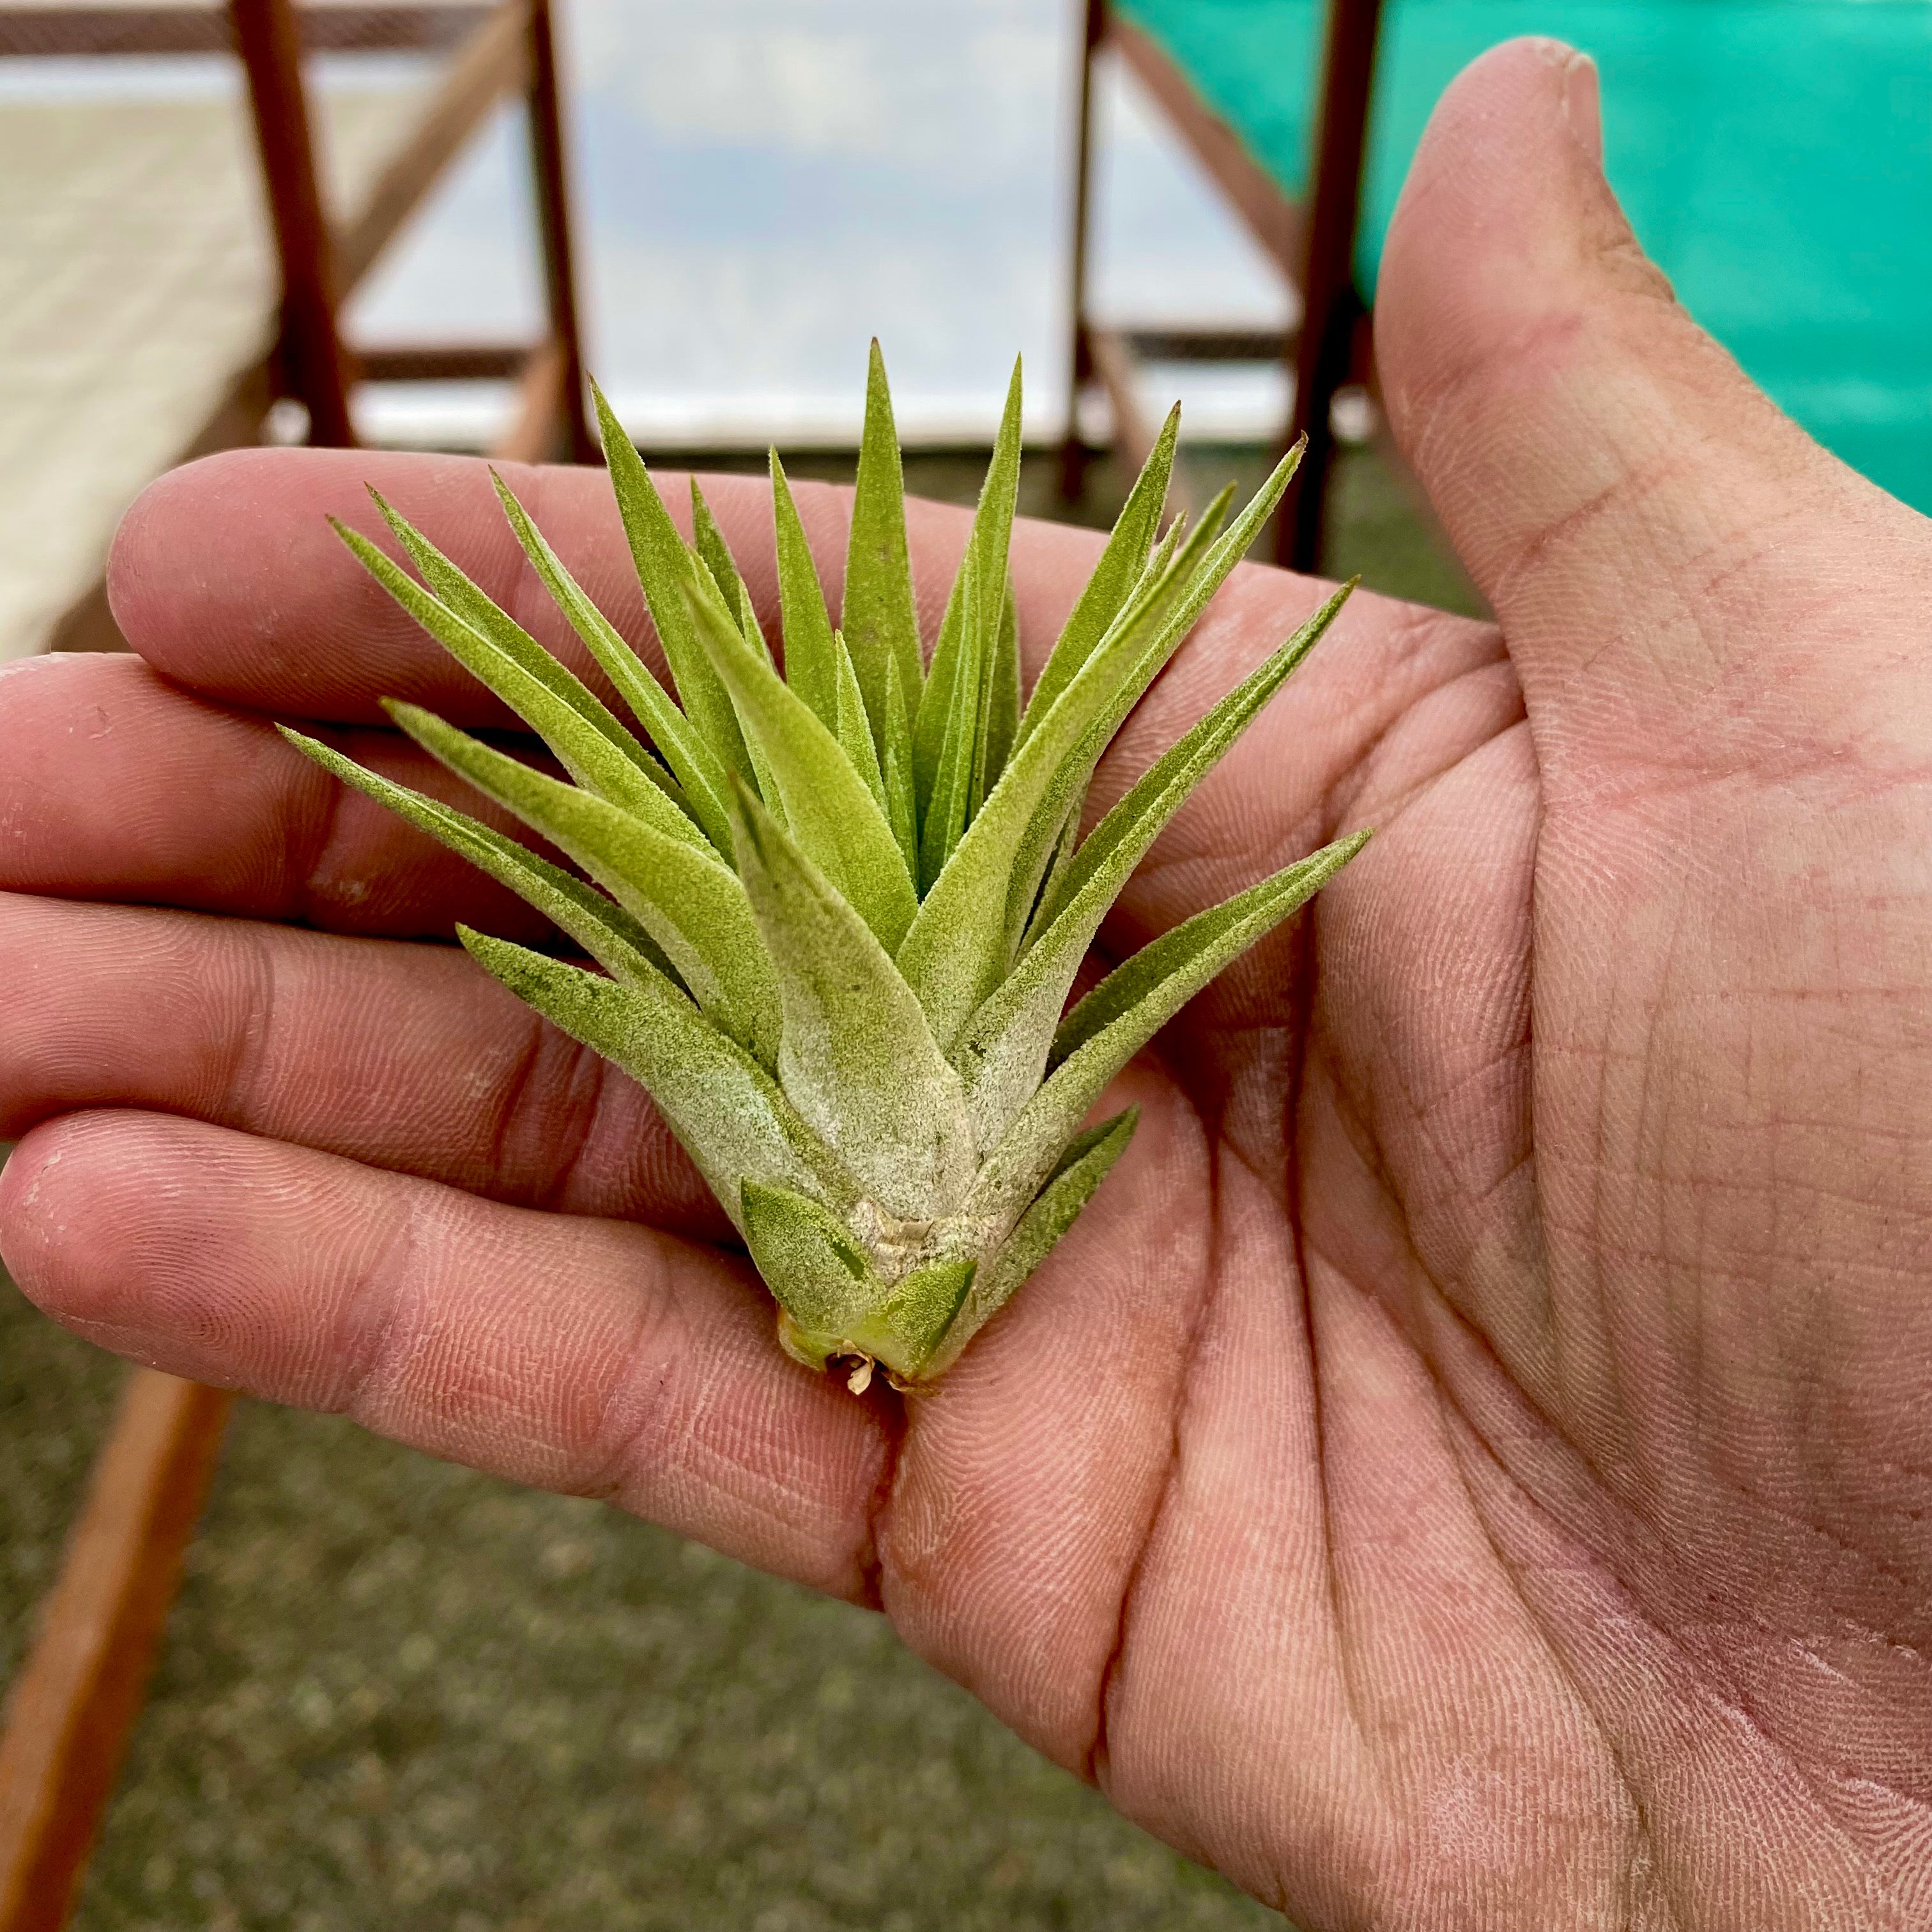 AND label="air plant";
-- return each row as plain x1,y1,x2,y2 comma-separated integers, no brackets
282,346,1363,1391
